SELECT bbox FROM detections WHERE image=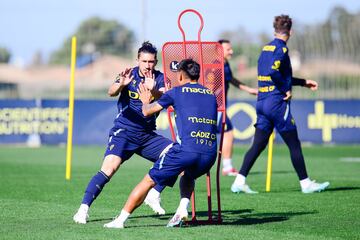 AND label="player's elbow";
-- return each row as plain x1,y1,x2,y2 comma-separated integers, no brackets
108,92,116,97
108,88,118,97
